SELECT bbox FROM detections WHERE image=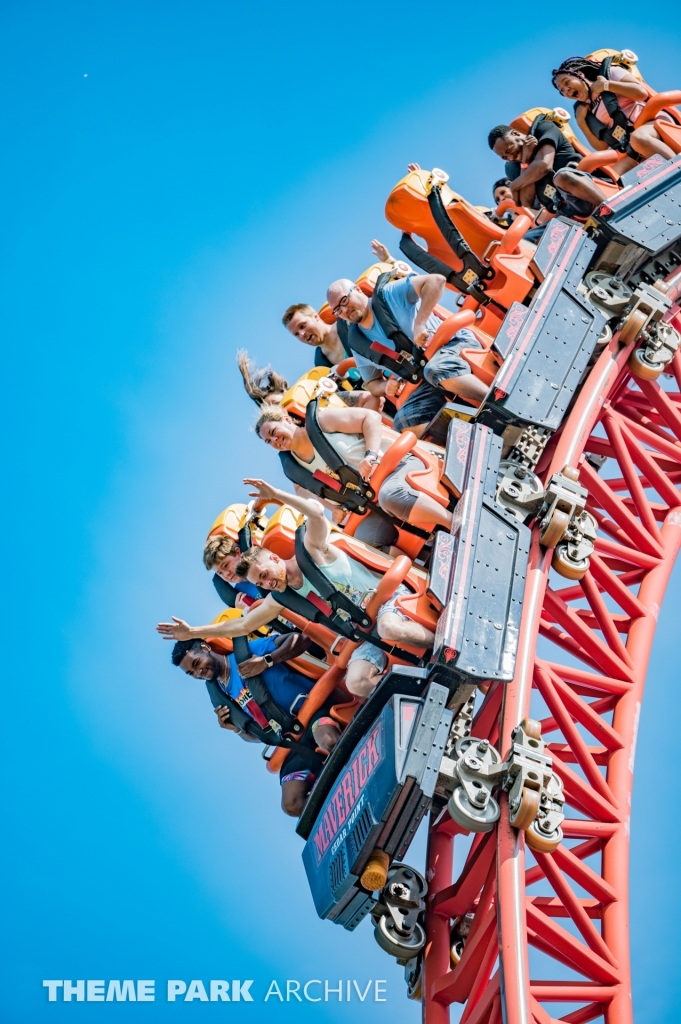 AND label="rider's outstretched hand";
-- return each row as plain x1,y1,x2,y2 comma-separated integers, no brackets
156,616,191,641
371,239,392,263
407,162,421,172
244,478,282,506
